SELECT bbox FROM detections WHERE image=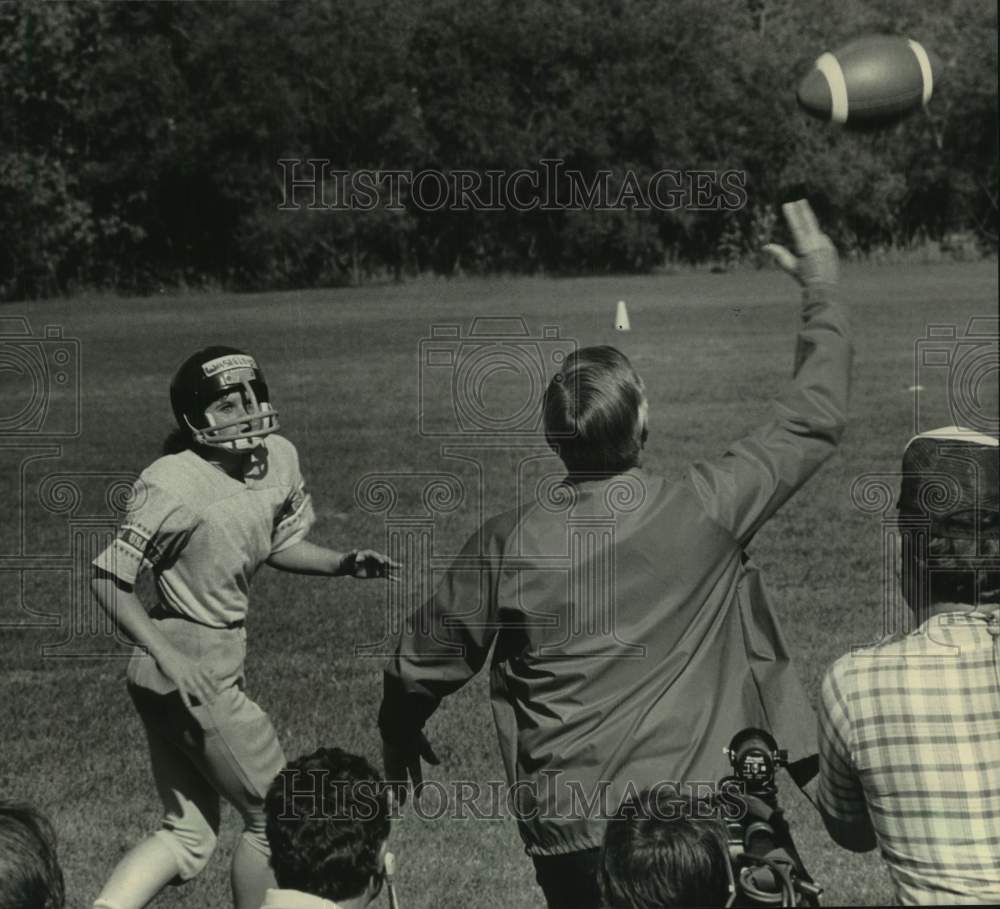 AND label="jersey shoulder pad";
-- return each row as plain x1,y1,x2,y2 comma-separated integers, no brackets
137,451,219,515
263,432,297,459
262,433,303,477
